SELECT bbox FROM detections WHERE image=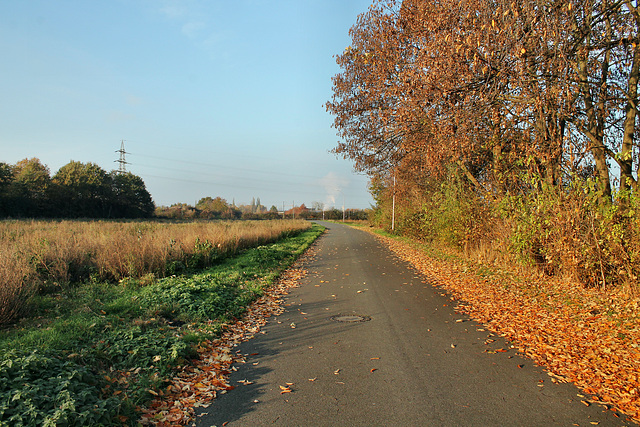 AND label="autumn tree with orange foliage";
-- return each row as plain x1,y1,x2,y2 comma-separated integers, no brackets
328,0,640,287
